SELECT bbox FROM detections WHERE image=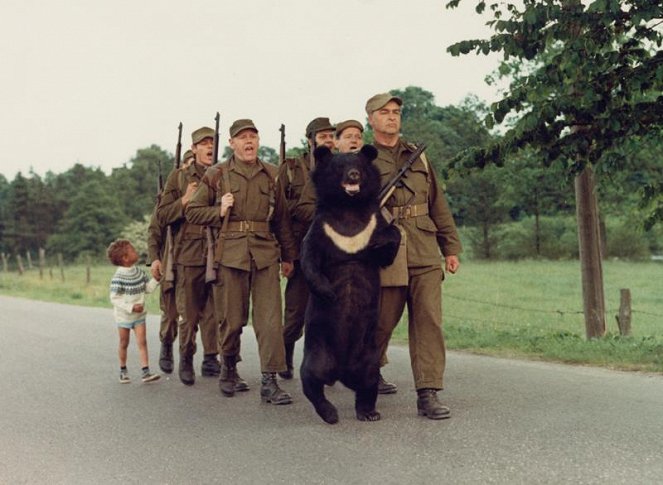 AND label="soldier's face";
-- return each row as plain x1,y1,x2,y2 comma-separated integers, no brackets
230,129,259,163
335,127,364,153
311,130,335,150
192,137,214,166
368,101,401,136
